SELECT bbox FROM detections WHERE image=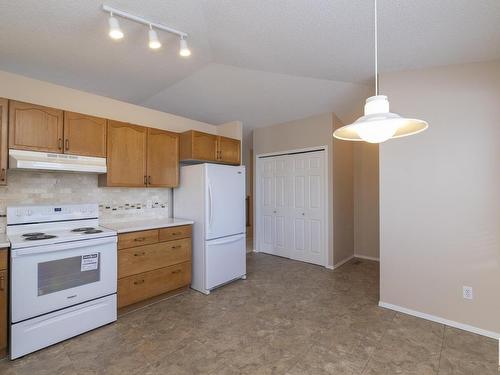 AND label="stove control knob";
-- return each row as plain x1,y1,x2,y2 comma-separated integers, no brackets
26,209,33,216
